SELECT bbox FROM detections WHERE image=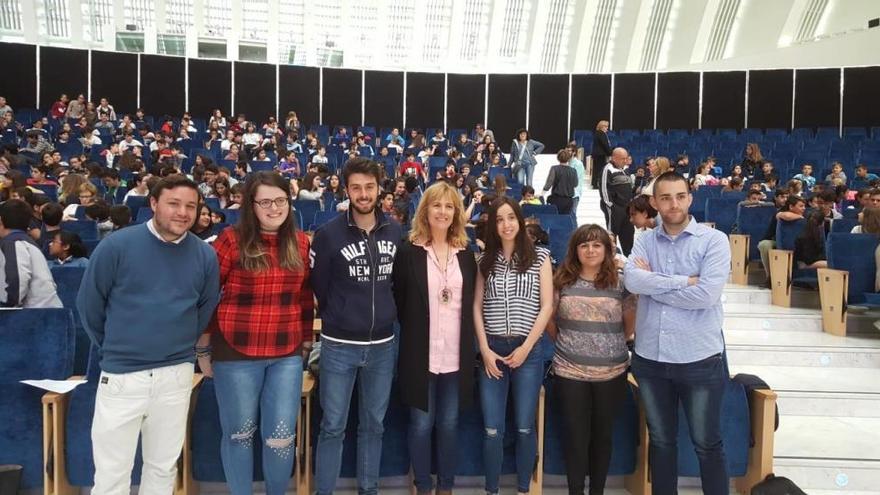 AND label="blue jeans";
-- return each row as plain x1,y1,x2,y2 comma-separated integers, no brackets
409,372,460,492
630,352,729,495
479,335,544,494
212,355,304,495
516,162,535,188
315,339,396,495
